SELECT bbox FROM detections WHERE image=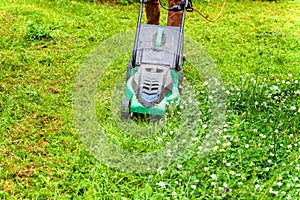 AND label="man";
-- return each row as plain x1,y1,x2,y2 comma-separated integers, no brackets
145,0,183,27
